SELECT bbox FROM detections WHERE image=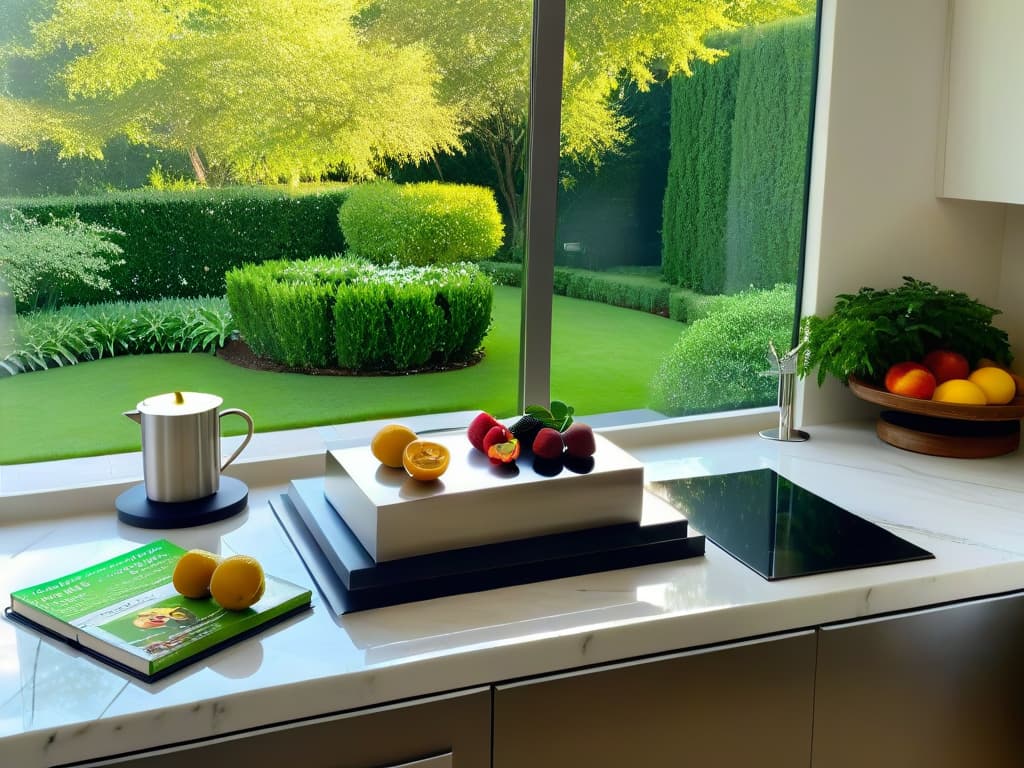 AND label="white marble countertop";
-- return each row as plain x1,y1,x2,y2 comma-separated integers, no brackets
2,419,1023,767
